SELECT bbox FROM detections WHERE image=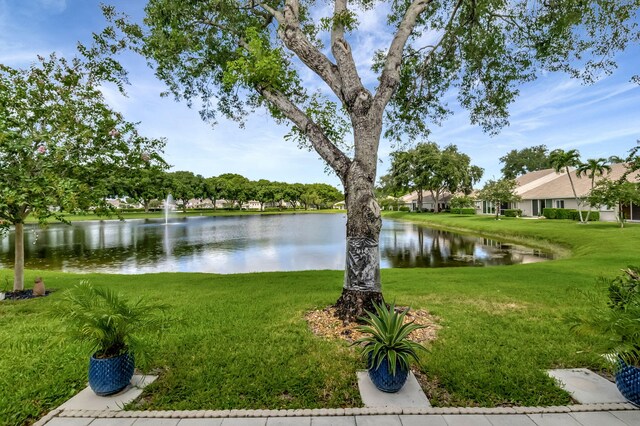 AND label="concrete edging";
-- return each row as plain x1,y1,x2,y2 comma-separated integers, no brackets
52,403,639,419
